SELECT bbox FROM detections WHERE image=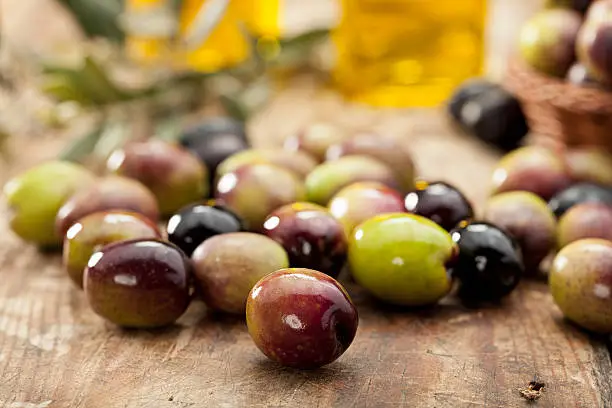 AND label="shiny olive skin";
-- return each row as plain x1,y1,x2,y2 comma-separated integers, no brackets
328,181,406,238
84,239,192,328
192,233,289,314
450,222,524,303
548,182,612,218
482,191,556,273
455,86,529,152
56,176,160,237
491,146,572,200
215,163,306,231
519,9,582,77
405,181,474,231
348,213,457,306
3,161,94,247
263,203,347,278
325,134,416,193
167,203,243,256
107,140,208,216
566,63,606,88
284,123,349,162
179,117,249,190
550,239,612,333
305,156,400,205
577,8,612,84
246,268,358,369
558,203,612,248
447,78,498,123
216,148,317,180
63,211,161,288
